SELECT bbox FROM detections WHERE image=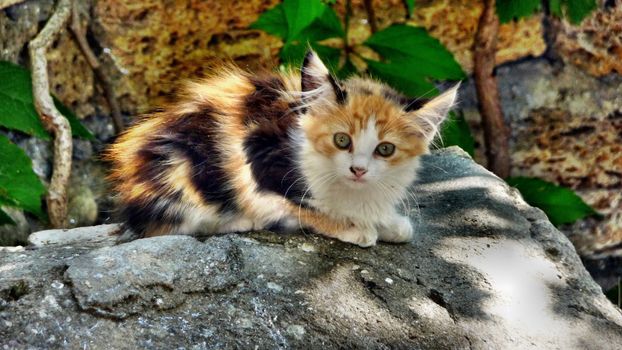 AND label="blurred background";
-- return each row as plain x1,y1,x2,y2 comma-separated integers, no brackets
0,0,620,302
